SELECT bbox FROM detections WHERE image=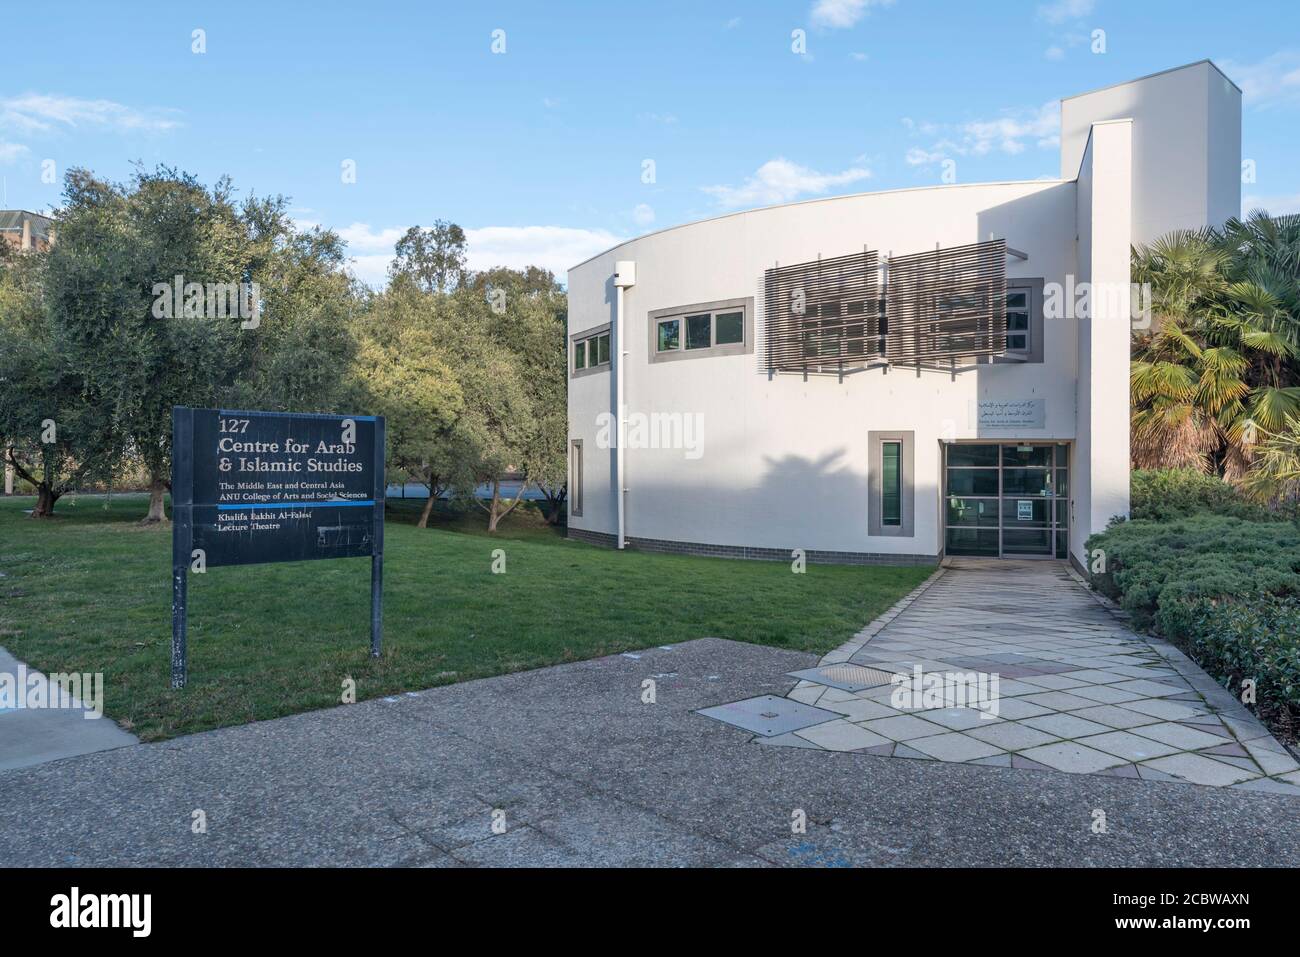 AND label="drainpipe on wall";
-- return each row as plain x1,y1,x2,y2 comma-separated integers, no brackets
612,261,636,549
